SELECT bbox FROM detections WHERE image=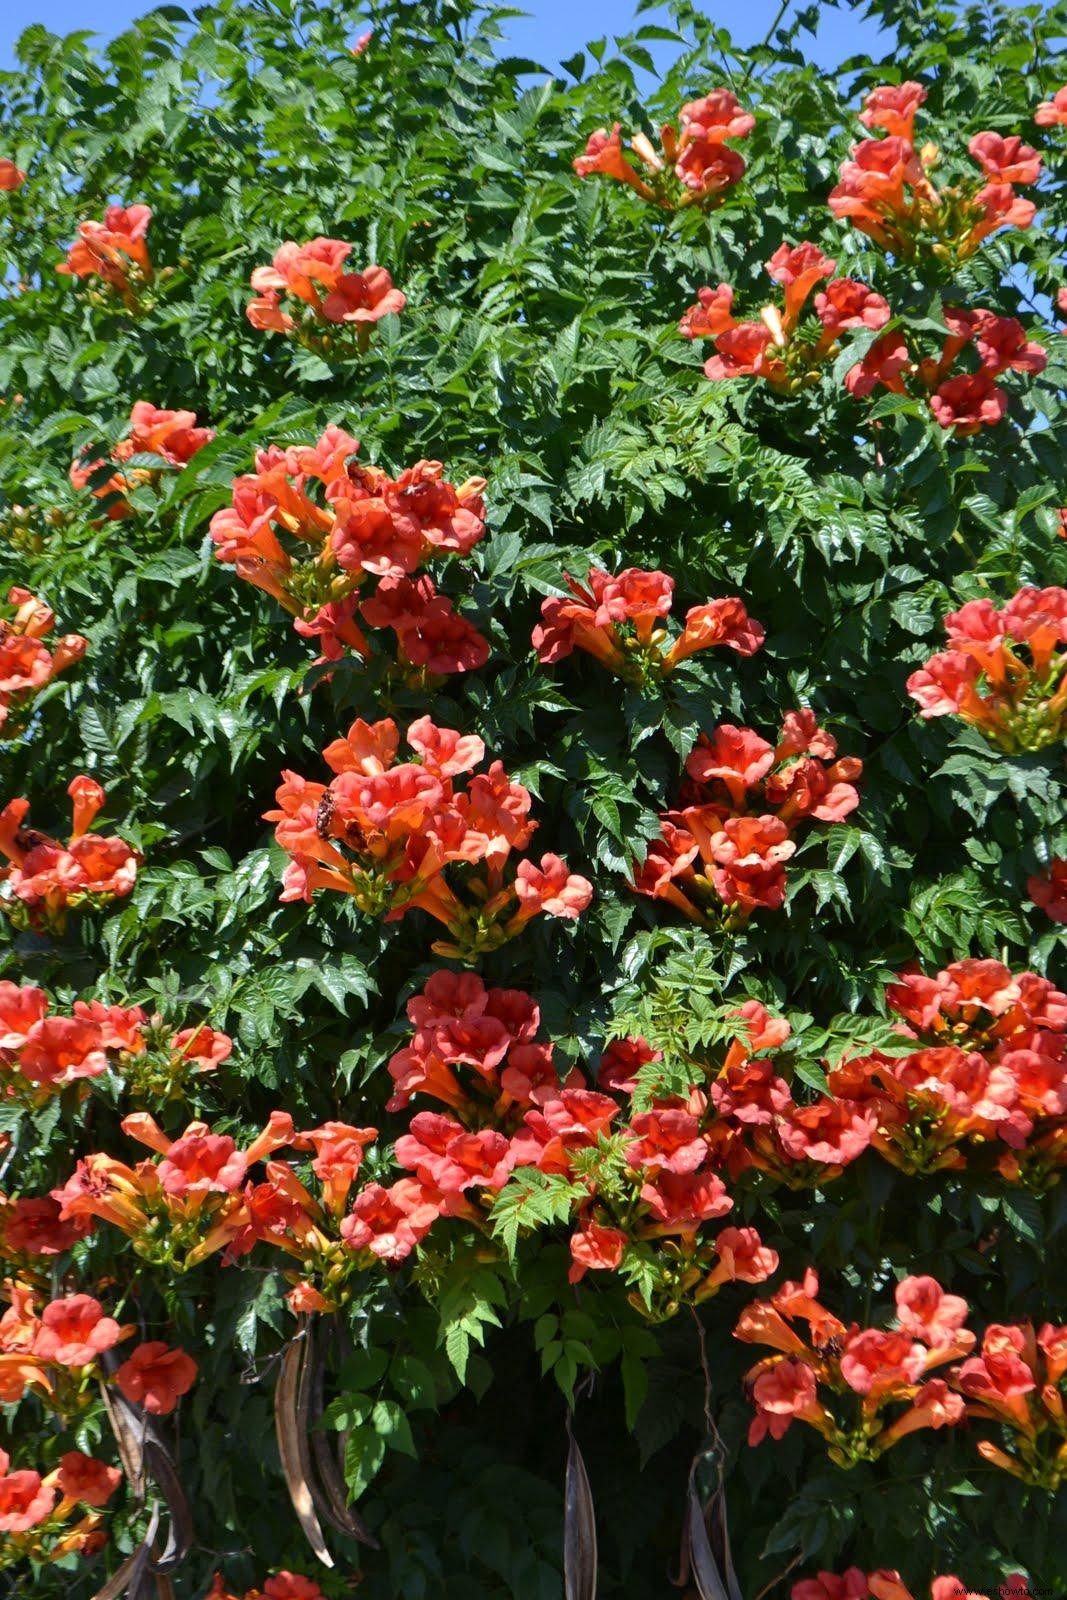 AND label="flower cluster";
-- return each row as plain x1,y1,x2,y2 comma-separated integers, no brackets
0,587,87,737
906,588,1067,751
736,1271,976,1466
1028,858,1067,923
346,976,782,1322
54,1110,297,1275
0,1446,119,1571
0,983,231,1111
684,242,889,393
56,204,153,308
267,716,592,961
846,305,1046,436
574,89,753,209
209,426,488,673
532,566,764,682
954,1320,1067,1489
125,983,884,1321
0,1280,196,1416
347,984,880,1317
830,959,1067,1188
793,1571,1032,1600
830,83,1038,265
0,777,139,933
70,399,215,518
633,711,862,923
685,239,1046,430
246,237,405,350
